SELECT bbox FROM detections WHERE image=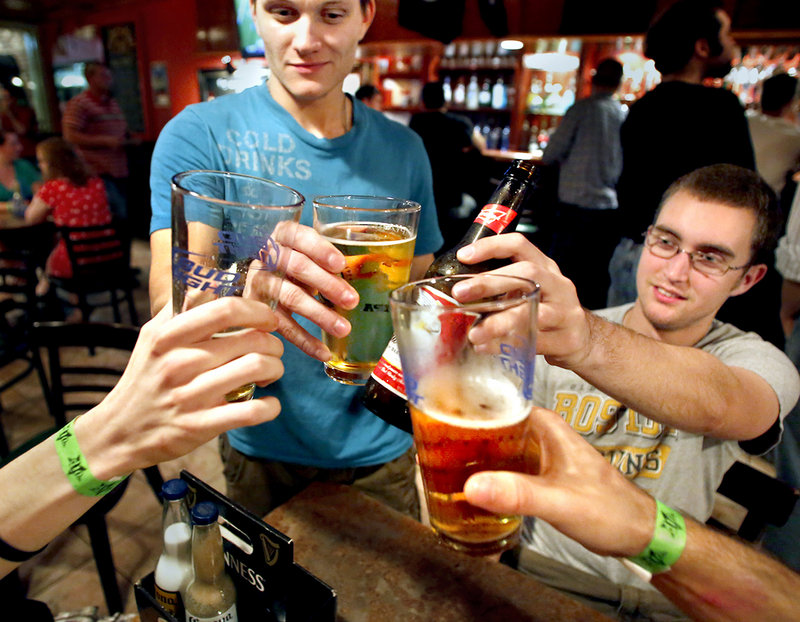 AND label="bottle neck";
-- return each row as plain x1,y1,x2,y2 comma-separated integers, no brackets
192,522,228,584
163,498,191,533
459,175,534,245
